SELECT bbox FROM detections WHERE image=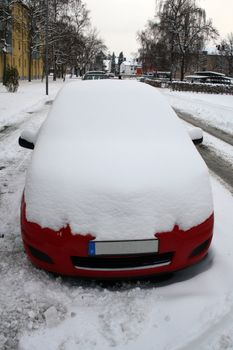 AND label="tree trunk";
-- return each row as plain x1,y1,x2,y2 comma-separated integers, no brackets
180,54,185,81
2,52,7,85
53,49,57,81
28,49,32,82
52,0,57,81
169,40,175,82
